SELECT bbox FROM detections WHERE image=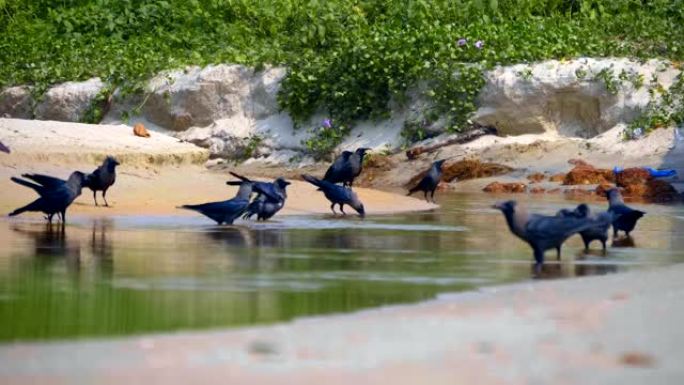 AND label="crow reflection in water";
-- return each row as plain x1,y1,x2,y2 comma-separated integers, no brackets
12,224,82,273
